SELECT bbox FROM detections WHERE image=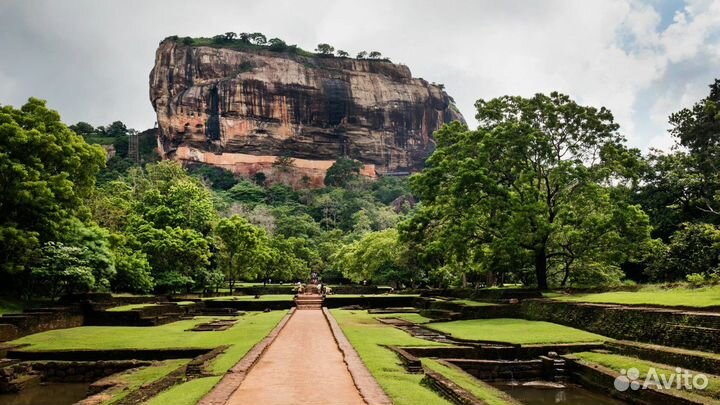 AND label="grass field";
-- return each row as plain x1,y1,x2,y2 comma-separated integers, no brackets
101,359,187,404
12,312,286,351
423,359,518,405
428,318,607,344
106,303,158,312
376,313,433,324
145,375,223,405
12,311,286,404
331,309,451,405
450,299,499,307
549,284,720,308
575,351,720,401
